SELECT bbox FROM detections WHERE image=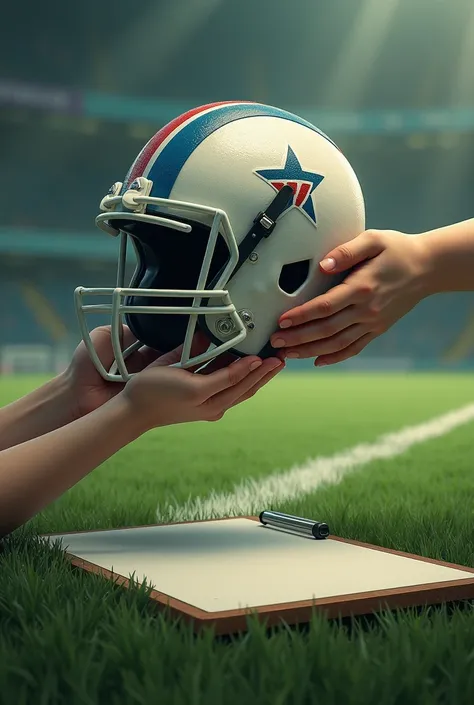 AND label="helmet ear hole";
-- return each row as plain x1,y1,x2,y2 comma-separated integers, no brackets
278,259,312,295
